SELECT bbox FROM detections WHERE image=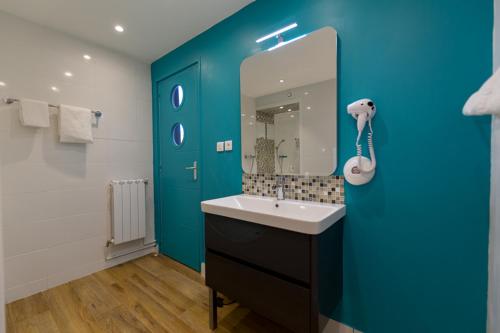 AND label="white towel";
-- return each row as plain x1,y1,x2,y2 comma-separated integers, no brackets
463,69,500,116
18,99,49,128
59,104,93,144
